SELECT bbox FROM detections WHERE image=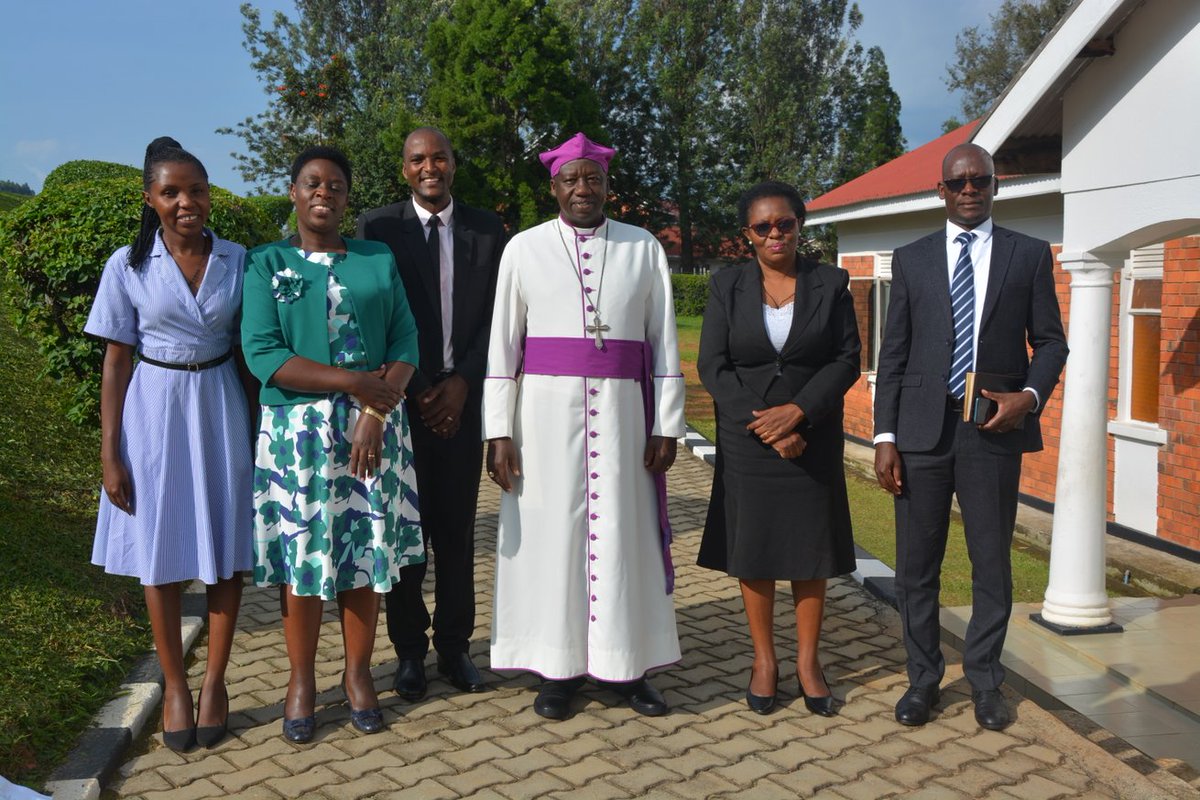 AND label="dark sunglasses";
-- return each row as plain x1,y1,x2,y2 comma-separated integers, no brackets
941,175,994,193
746,217,798,237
